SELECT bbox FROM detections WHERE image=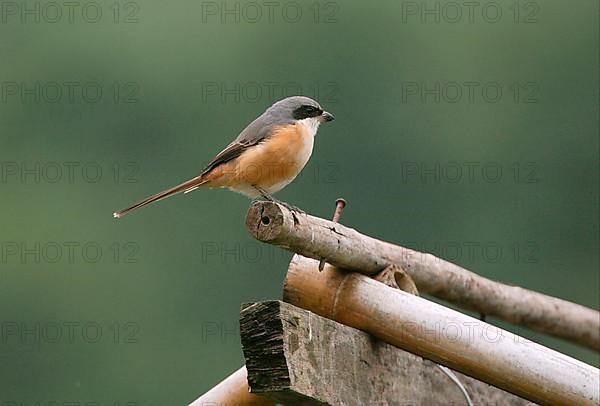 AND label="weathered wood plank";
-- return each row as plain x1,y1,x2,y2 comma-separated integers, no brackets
240,300,536,406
